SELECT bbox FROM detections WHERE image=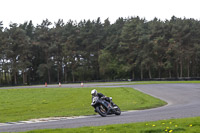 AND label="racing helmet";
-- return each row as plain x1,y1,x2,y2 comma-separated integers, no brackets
91,89,97,96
